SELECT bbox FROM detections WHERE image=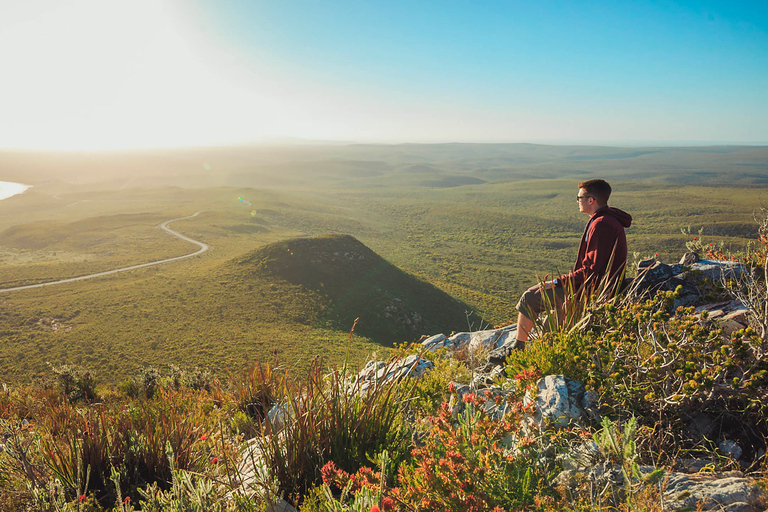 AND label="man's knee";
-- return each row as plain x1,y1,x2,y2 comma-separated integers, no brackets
516,288,542,320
